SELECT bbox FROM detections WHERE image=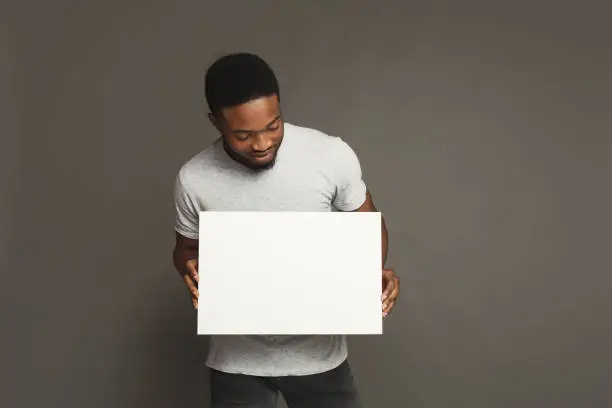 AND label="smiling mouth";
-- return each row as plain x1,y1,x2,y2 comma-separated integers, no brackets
252,149,274,158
